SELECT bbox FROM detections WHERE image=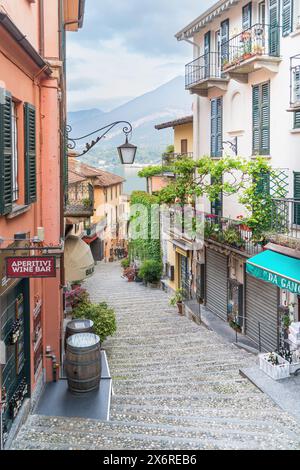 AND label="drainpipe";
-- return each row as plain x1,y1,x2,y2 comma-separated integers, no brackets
39,0,45,58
